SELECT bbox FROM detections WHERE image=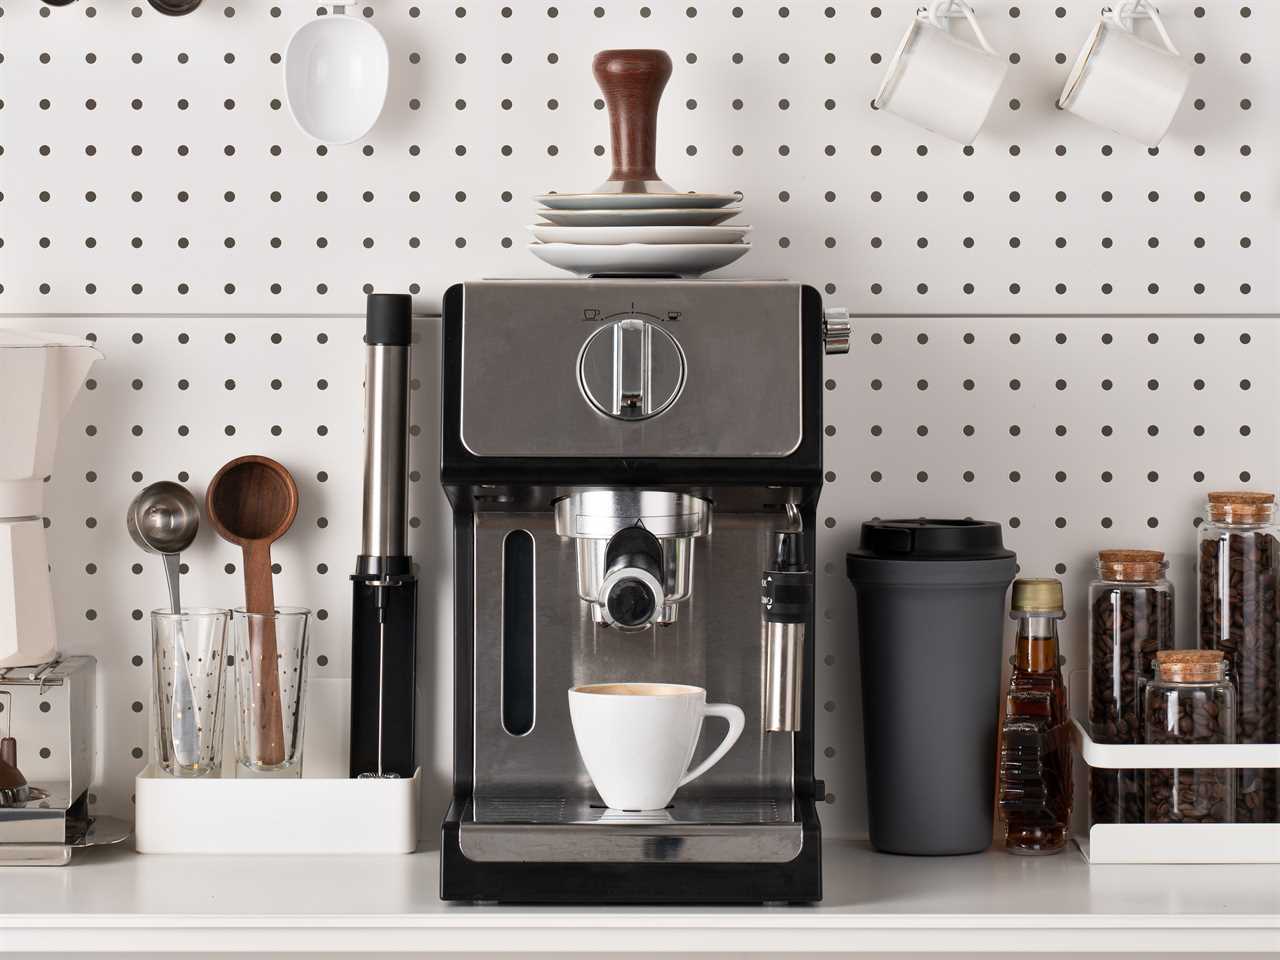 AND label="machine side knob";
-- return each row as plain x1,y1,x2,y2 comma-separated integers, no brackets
822,307,851,356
